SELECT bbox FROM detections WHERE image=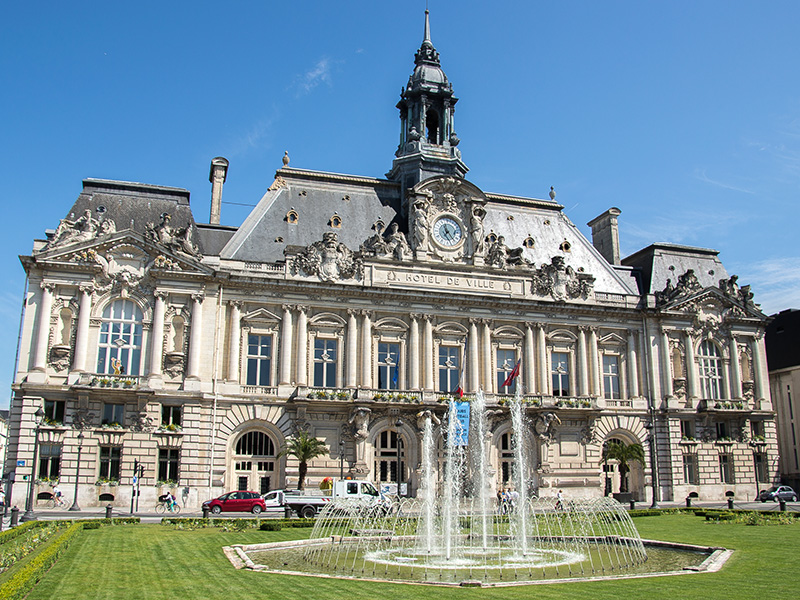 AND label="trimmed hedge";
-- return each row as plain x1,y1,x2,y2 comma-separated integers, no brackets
161,517,316,529
0,522,82,600
0,521,47,547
